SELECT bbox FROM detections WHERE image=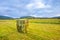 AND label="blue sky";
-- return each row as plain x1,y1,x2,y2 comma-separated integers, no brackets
0,0,60,18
